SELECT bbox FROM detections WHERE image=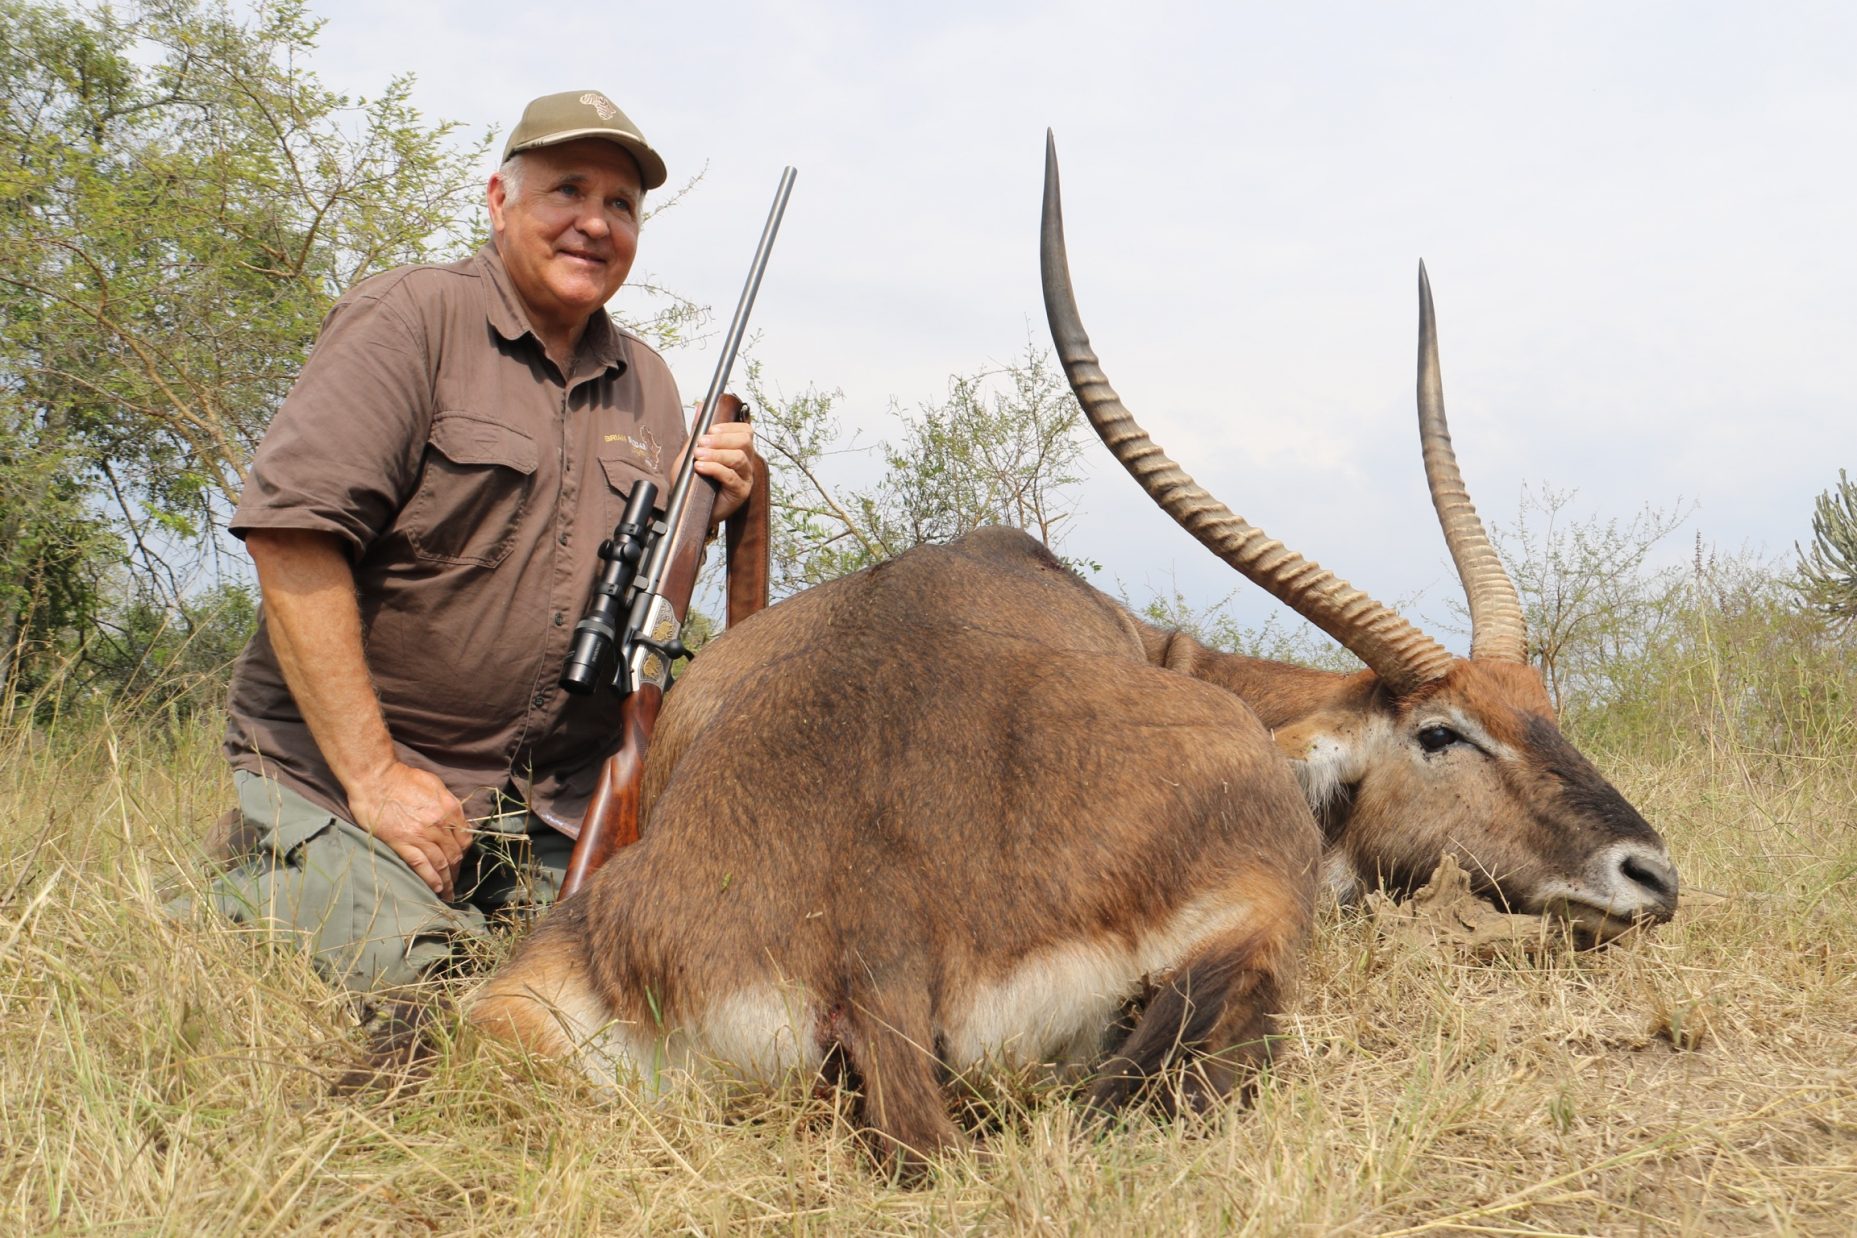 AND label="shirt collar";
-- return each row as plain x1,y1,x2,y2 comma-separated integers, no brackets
477,241,629,379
